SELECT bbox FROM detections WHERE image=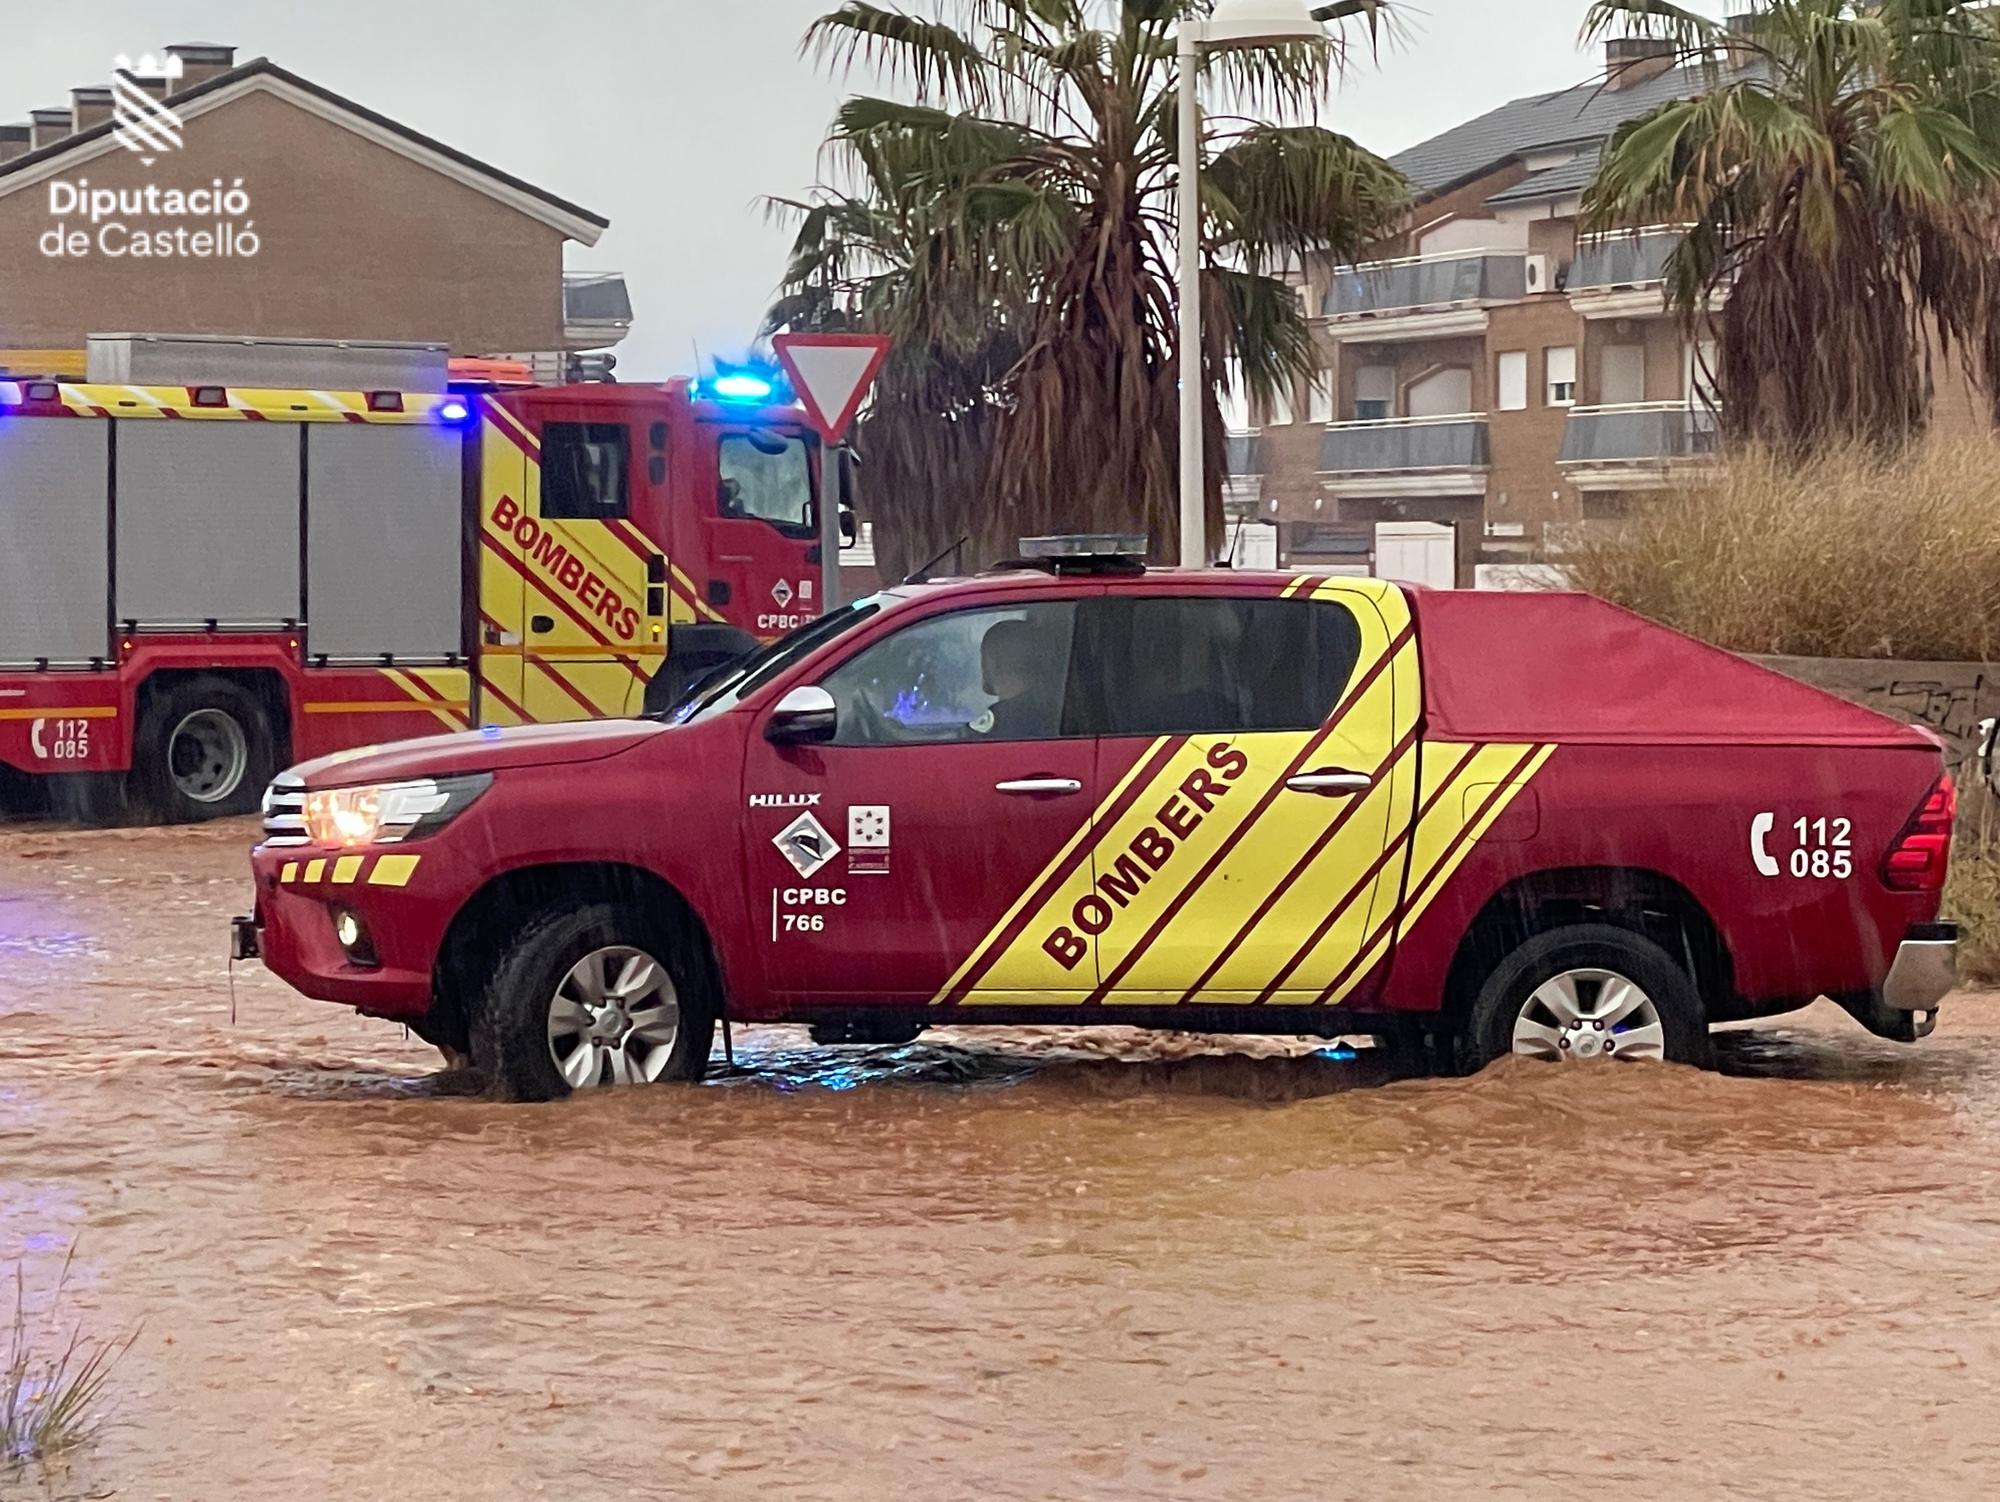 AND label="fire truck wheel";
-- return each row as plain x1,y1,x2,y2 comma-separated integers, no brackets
1462,924,1709,1073
131,677,277,824
471,902,715,1102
